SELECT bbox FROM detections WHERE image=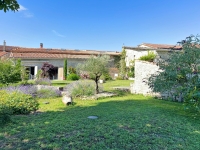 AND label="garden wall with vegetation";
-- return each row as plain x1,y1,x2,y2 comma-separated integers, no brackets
130,60,160,95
